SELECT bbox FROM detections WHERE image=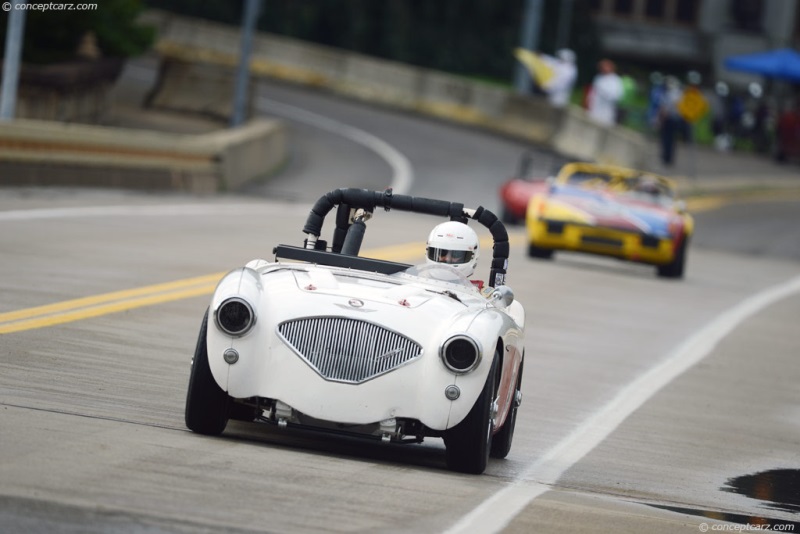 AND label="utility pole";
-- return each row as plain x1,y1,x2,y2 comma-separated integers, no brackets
231,0,262,128
1,0,27,121
514,0,544,95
